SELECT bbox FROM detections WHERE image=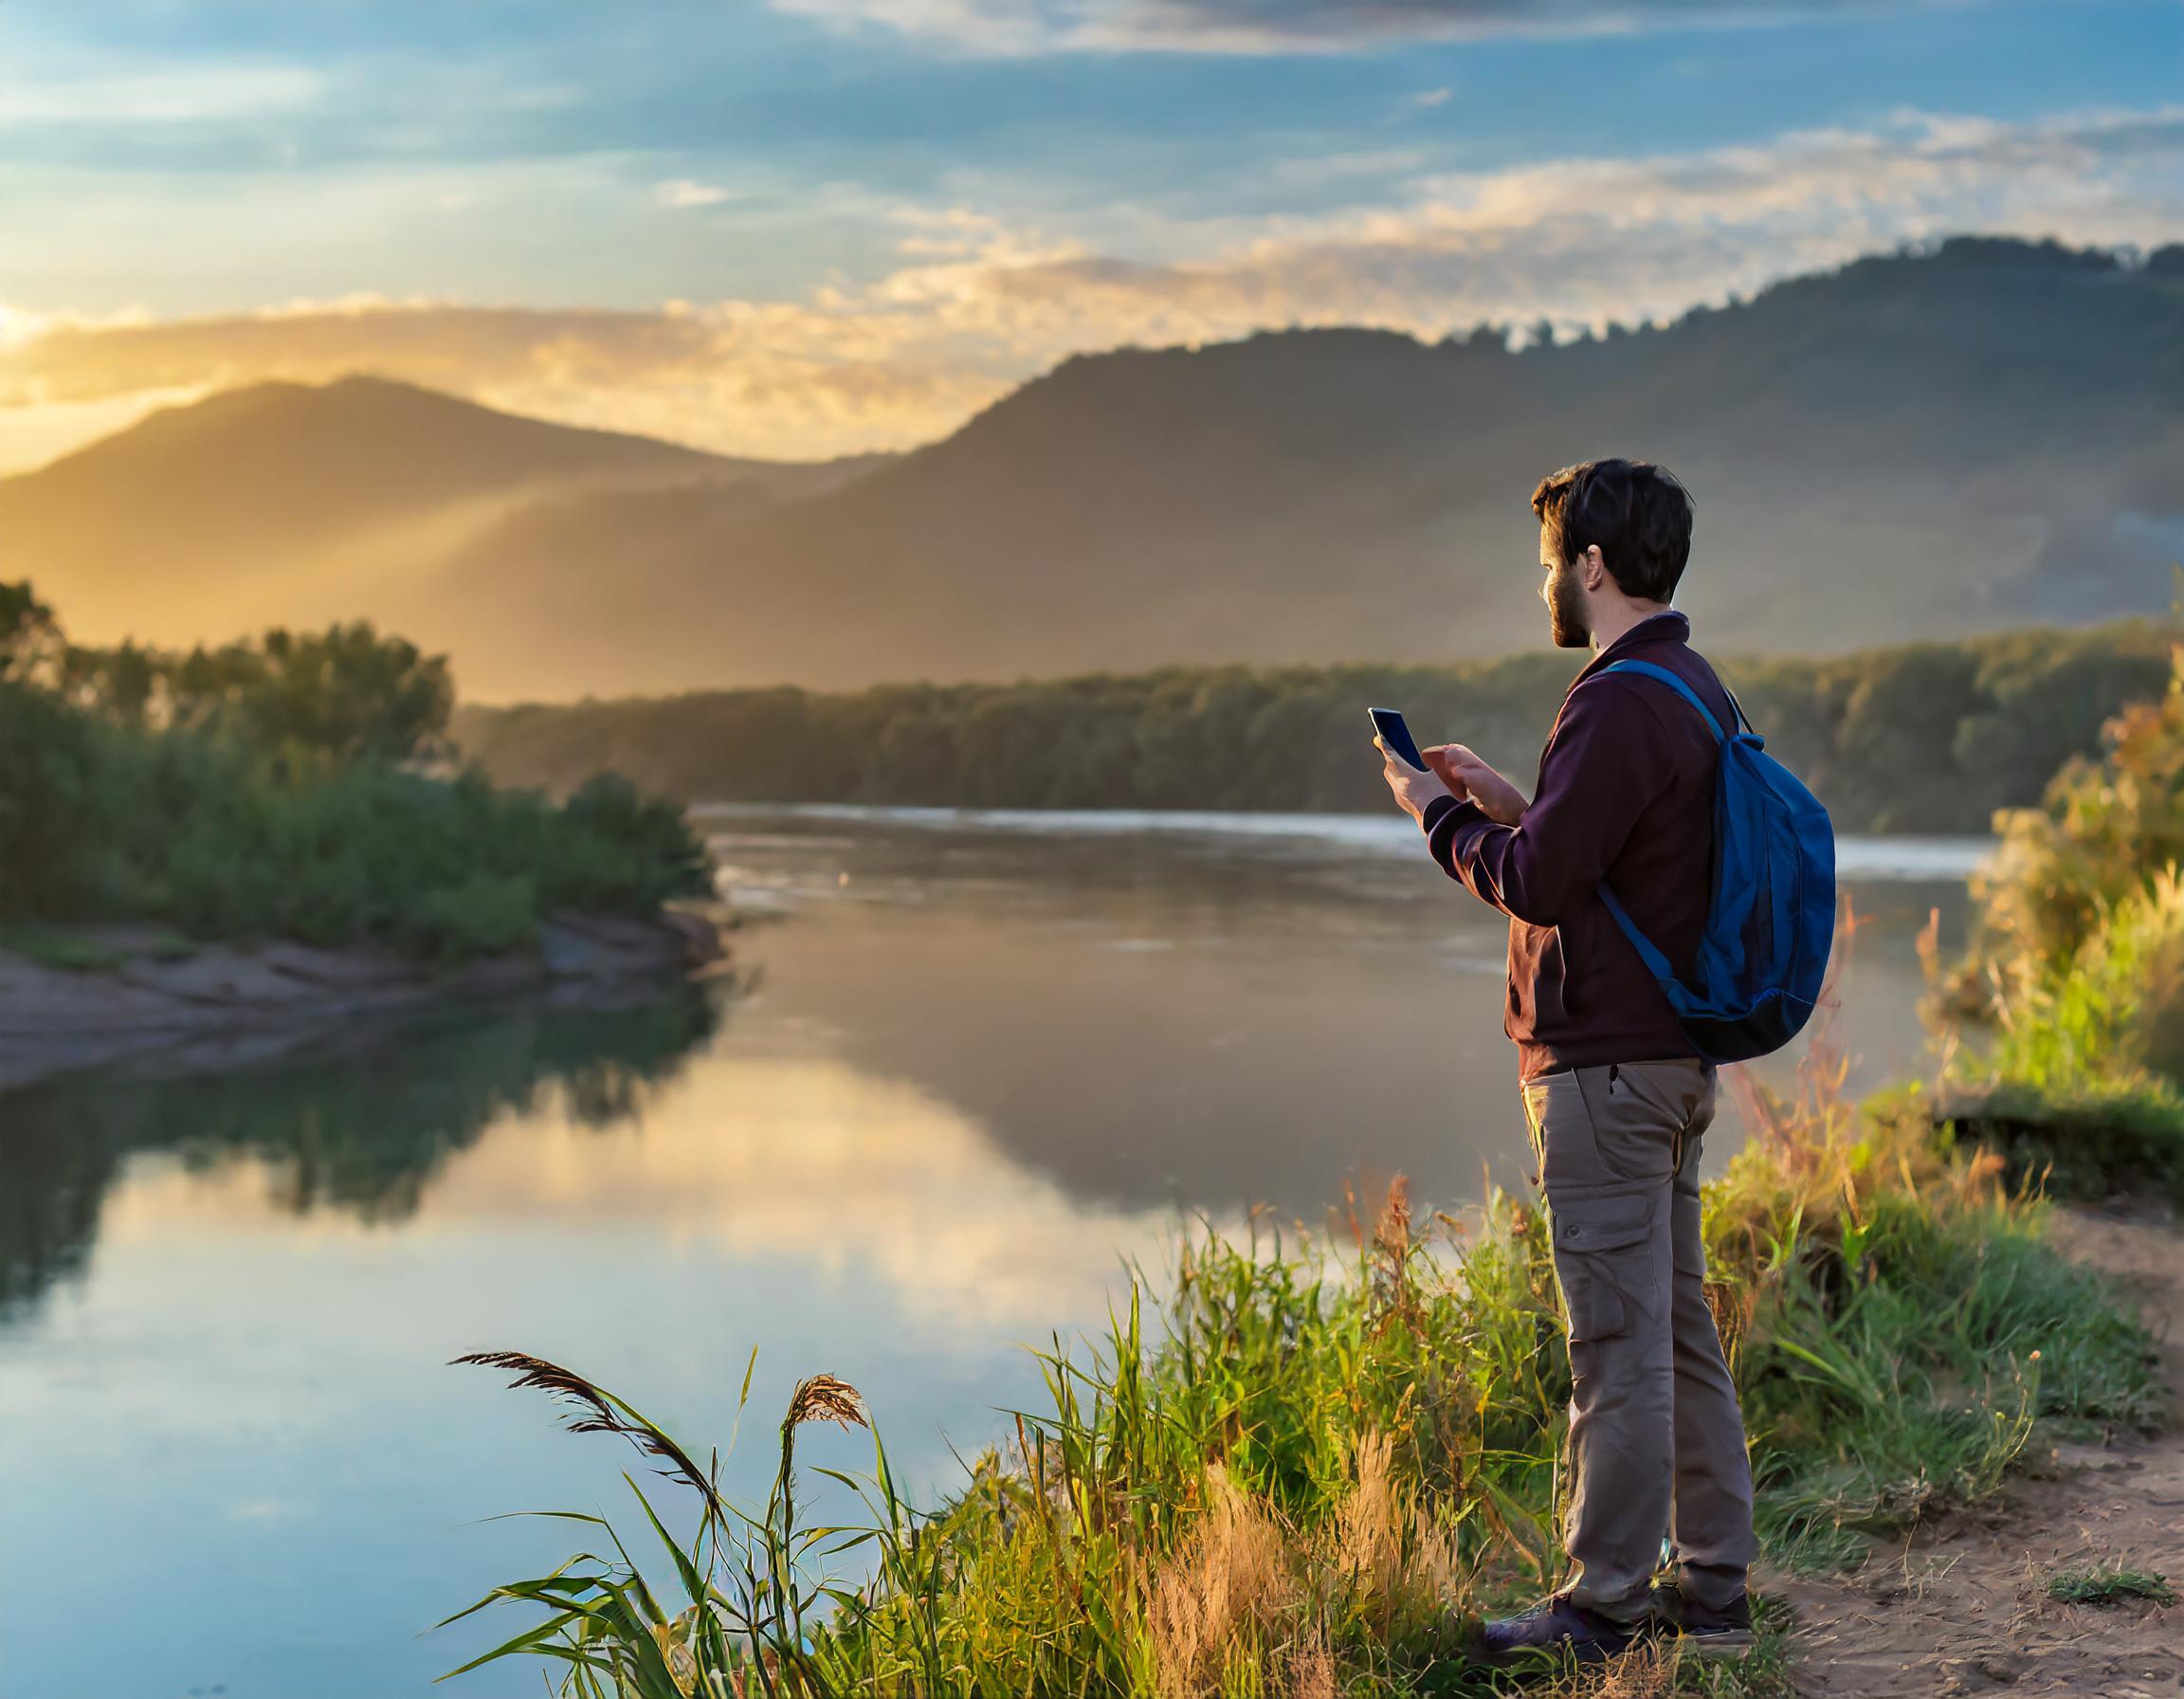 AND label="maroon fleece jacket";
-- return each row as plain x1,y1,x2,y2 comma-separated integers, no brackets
1420,611,1733,1082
